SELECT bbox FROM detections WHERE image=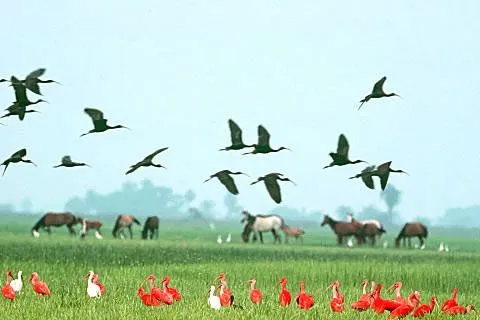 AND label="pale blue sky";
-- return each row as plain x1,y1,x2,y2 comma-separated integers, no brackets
1,1,479,220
